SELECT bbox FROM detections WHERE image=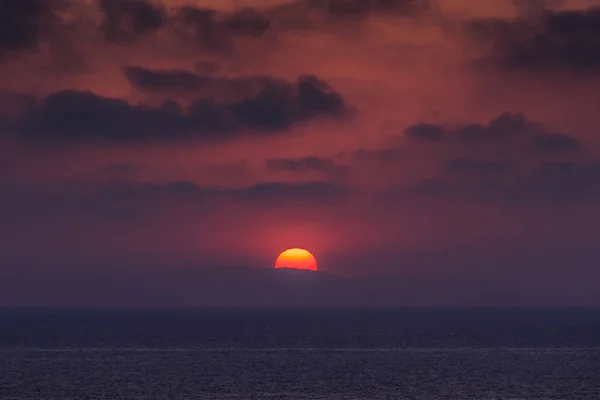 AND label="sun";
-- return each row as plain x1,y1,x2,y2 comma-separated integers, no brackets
275,248,318,271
